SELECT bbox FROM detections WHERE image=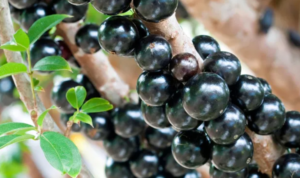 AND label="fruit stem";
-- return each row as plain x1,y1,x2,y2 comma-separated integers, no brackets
26,50,36,106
